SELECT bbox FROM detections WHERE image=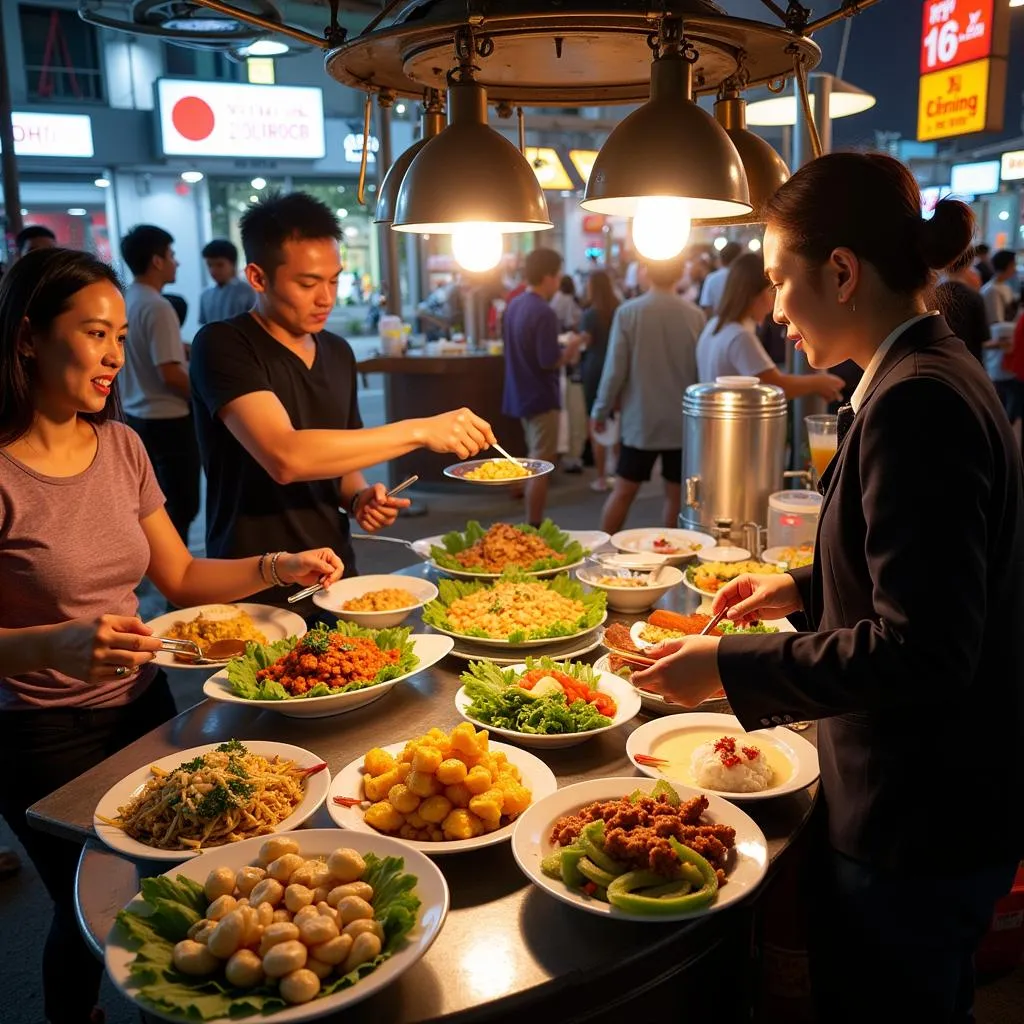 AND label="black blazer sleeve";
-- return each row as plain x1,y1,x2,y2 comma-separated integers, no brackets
720,375,992,728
